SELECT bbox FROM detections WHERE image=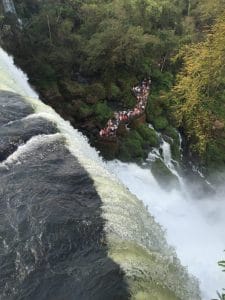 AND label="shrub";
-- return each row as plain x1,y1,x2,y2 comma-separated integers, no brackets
86,83,106,100
111,83,121,99
118,130,144,161
136,124,159,147
93,101,113,124
78,102,93,119
153,116,169,130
